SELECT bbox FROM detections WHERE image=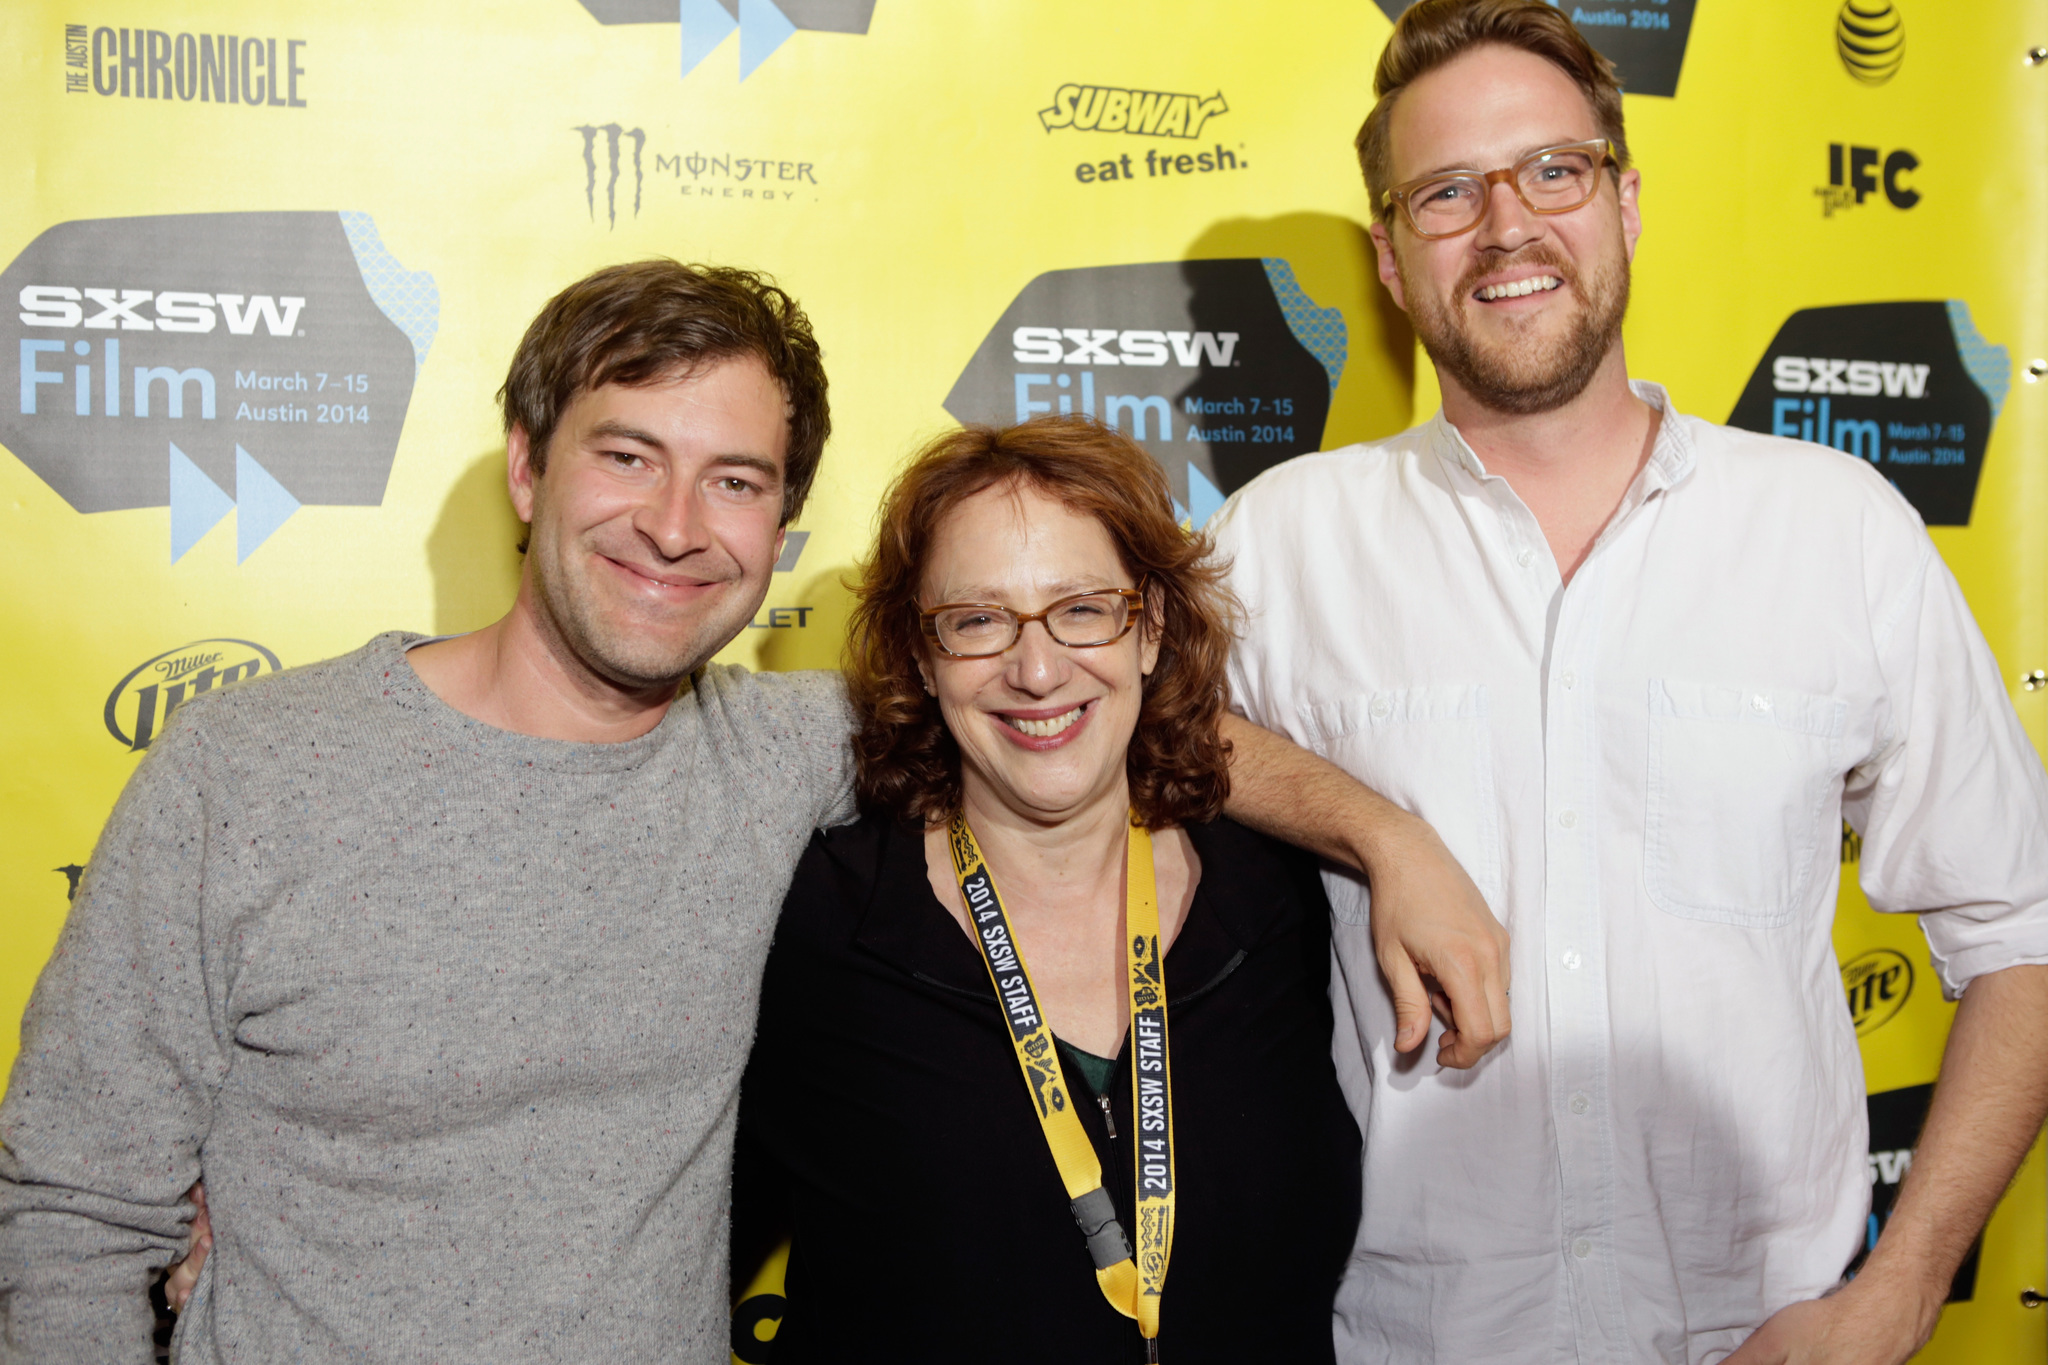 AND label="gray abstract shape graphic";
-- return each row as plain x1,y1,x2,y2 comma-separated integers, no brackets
575,0,874,30
2,211,428,518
